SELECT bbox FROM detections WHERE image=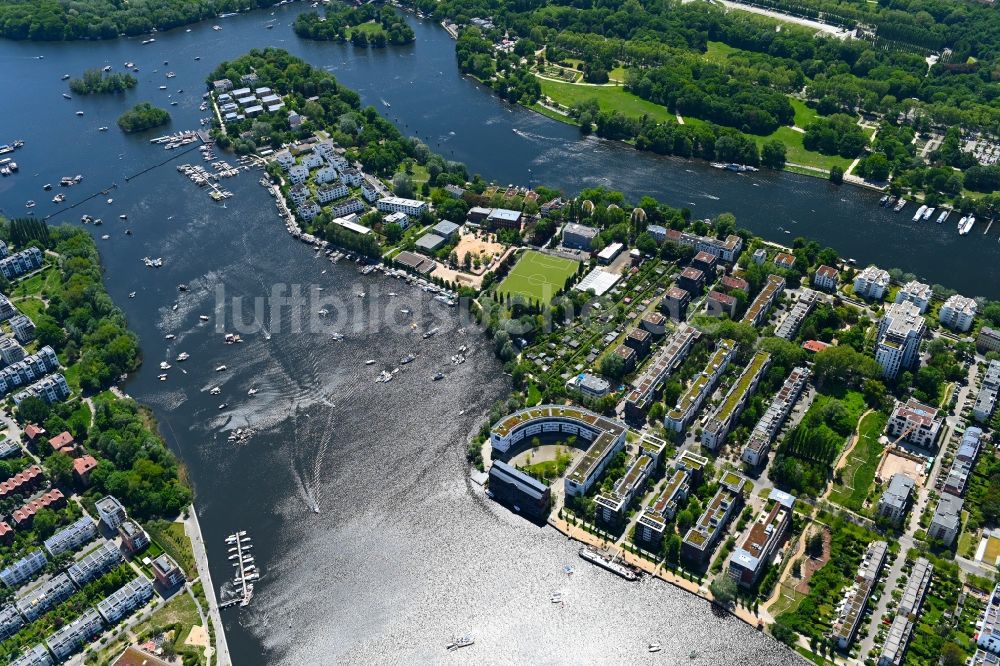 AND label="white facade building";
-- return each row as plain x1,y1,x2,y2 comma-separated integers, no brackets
895,280,933,313
875,301,925,379
939,294,977,332
377,197,428,217
854,265,890,300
